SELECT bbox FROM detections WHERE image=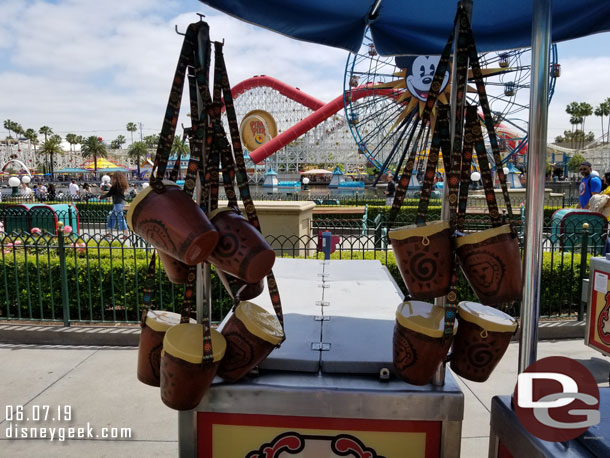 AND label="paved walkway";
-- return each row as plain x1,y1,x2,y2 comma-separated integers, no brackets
0,340,608,457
